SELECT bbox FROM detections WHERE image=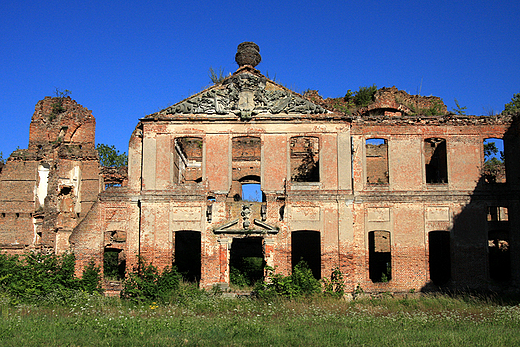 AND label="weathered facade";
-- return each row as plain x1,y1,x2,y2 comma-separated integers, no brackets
3,43,520,293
